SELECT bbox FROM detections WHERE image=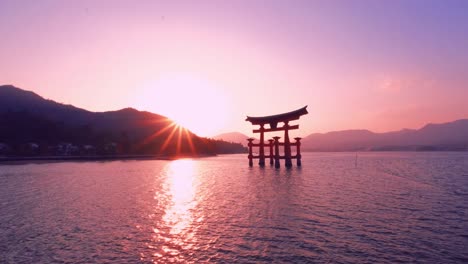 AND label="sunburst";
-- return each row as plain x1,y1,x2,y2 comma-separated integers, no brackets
137,119,198,157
